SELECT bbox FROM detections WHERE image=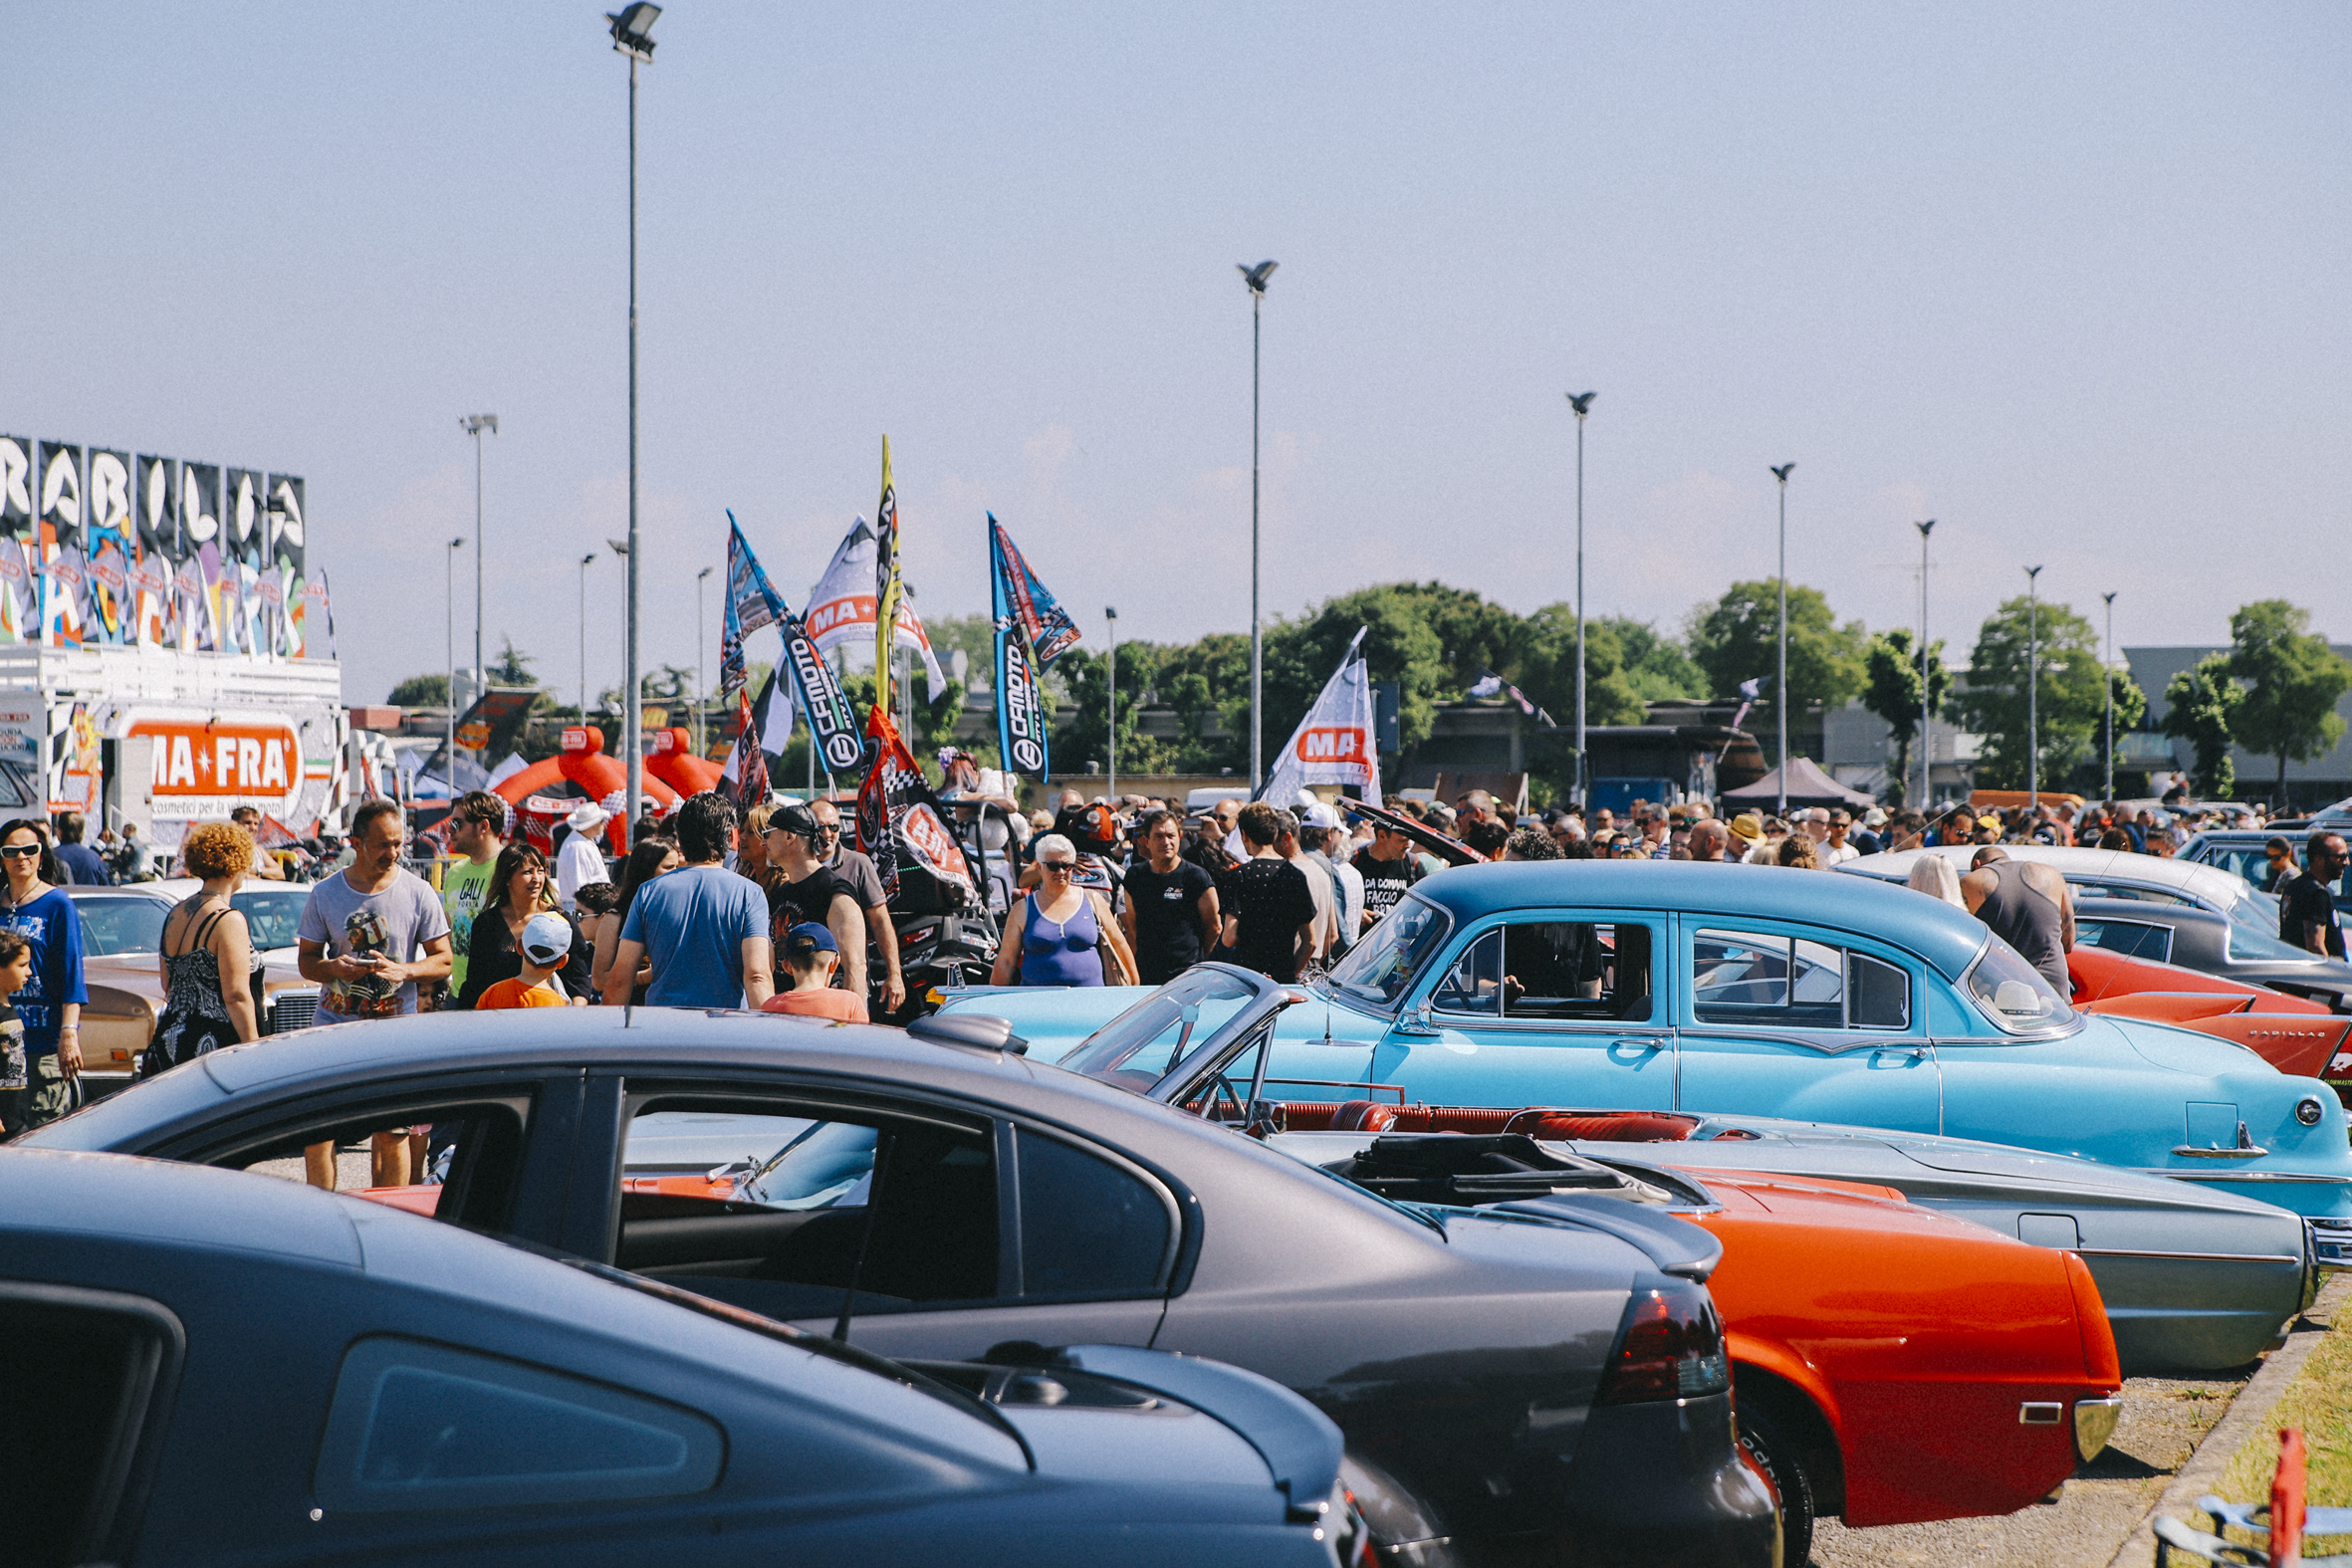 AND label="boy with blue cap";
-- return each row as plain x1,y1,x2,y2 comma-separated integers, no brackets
759,922,868,1021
